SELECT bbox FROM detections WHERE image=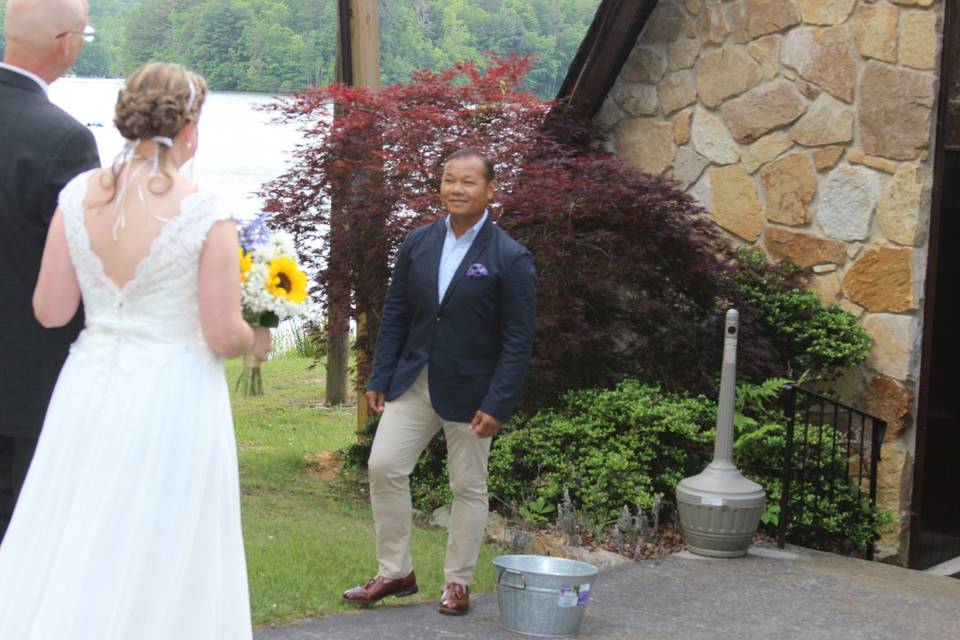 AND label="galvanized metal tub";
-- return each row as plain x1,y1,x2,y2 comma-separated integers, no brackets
492,555,598,637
